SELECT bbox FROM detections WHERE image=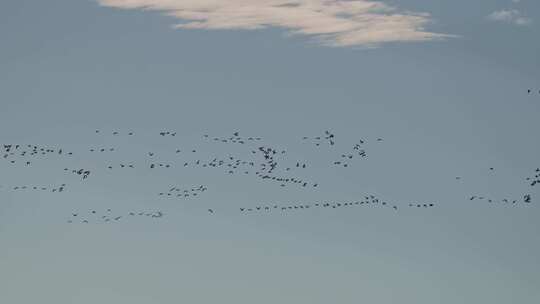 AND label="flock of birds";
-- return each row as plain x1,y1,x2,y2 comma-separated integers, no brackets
239,195,436,214
0,127,537,225
9,183,67,193
526,168,540,187
160,185,208,199
68,209,164,224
